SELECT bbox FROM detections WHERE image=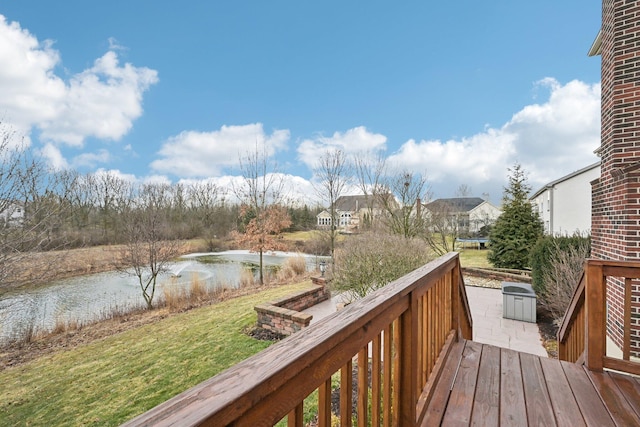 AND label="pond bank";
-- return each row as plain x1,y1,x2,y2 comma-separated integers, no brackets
0,274,310,371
